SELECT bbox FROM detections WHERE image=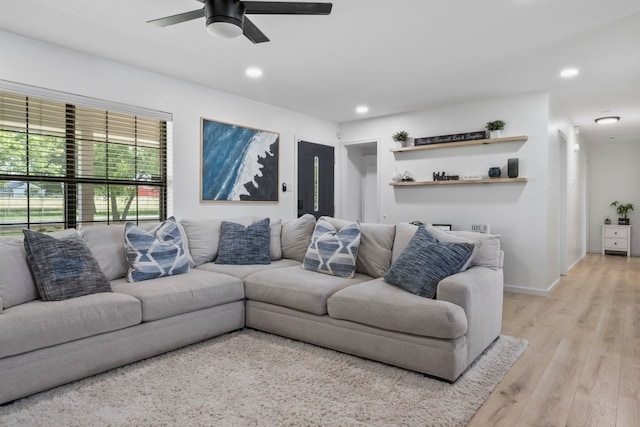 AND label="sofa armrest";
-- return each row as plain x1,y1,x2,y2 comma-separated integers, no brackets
436,266,503,365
